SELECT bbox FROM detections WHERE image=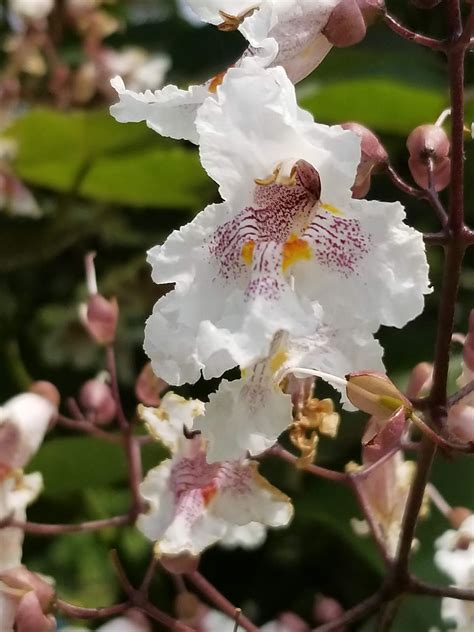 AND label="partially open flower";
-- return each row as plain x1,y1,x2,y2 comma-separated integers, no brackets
80,253,118,345
407,124,451,191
